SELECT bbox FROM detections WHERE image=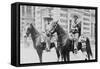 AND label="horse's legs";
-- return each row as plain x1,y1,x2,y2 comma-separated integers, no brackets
82,51,88,60
63,51,67,62
86,44,93,60
54,42,60,62
61,49,67,62
87,53,90,60
61,55,64,61
86,49,91,60
56,49,60,62
36,49,43,63
72,40,75,53
66,51,70,61
63,55,66,62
